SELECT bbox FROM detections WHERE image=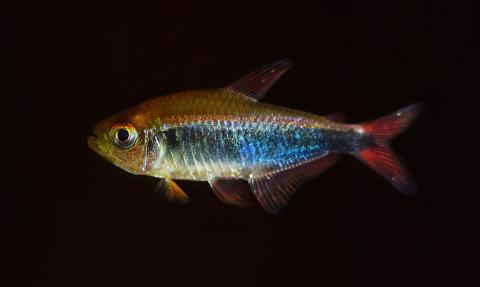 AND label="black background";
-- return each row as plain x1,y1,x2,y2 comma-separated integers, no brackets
2,1,477,286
